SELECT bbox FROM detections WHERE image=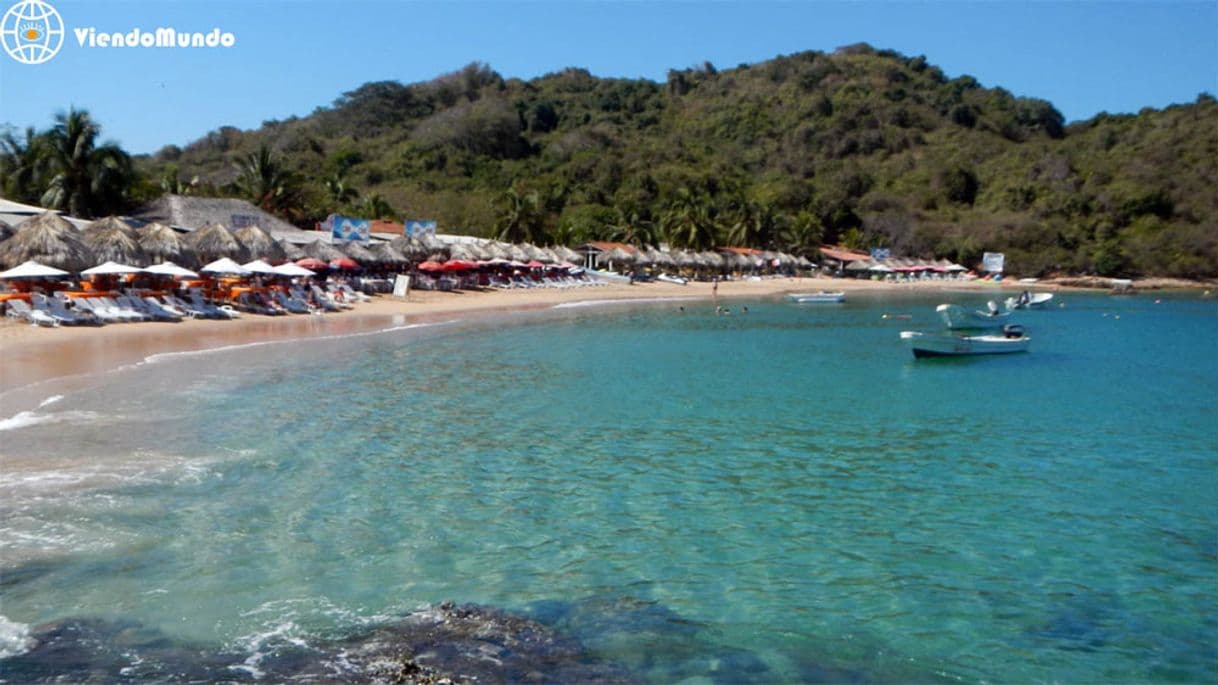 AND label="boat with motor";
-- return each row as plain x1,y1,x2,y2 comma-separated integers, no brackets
1004,291,1054,310
900,325,1030,358
936,302,1011,329
786,291,845,303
